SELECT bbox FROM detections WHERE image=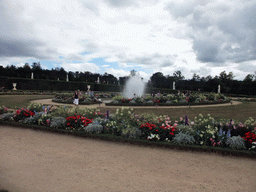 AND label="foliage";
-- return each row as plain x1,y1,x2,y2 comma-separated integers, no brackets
176,124,195,135
23,112,43,124
110,92,230,106
50,105,72,118
121,126,141,138
0,106,8,114
0,113,15,121
192,114,219,146
112,95,124,101
171,132,195,145
50,117,67,129
27,103,43,112
84,123,103,133
225,136,246,150
51,105,102,120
